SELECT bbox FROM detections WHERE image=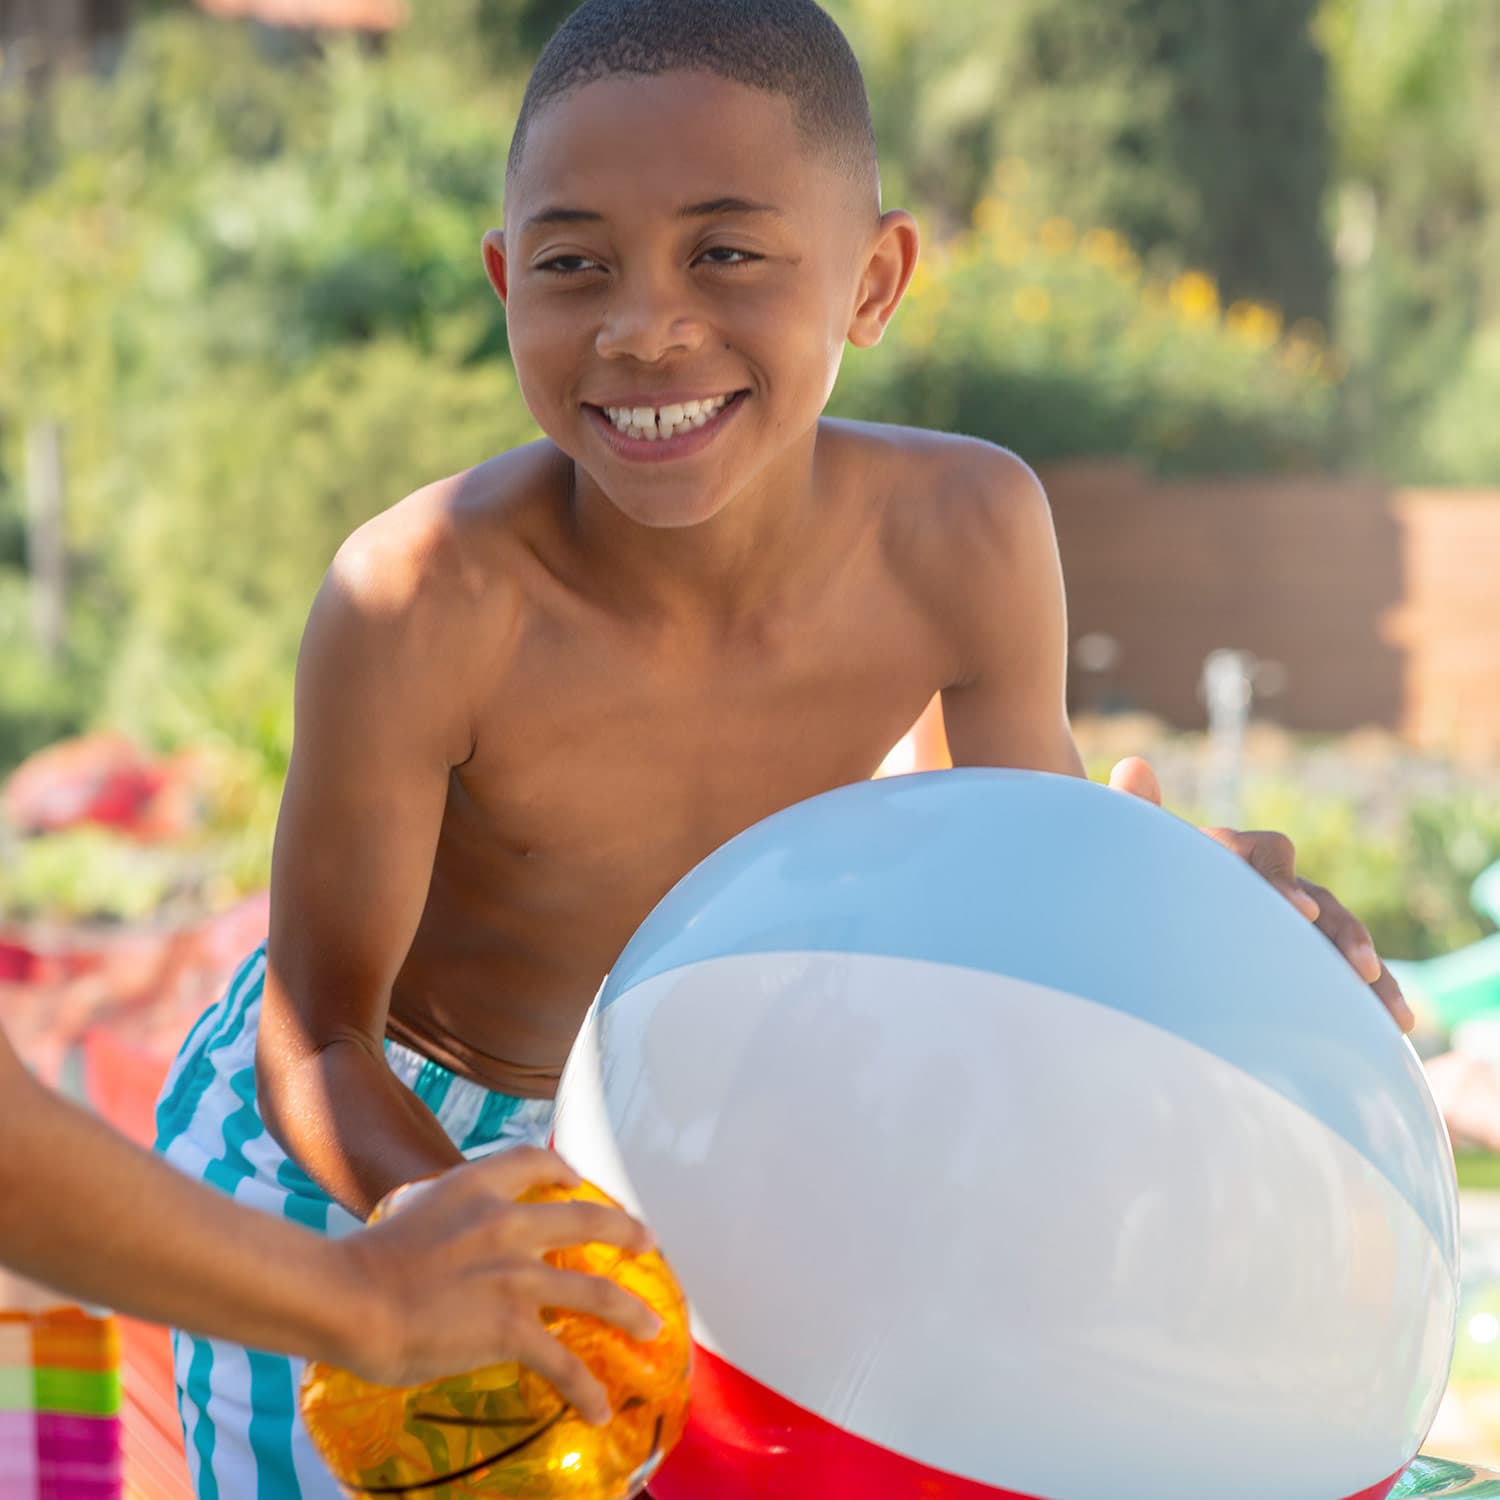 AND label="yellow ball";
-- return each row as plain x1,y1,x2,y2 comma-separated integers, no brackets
300,1180,692,1499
